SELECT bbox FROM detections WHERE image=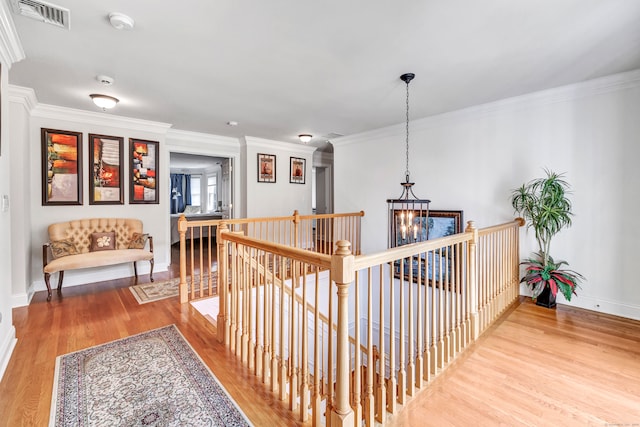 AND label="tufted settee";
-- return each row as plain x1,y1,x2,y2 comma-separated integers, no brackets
43,218,154,301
